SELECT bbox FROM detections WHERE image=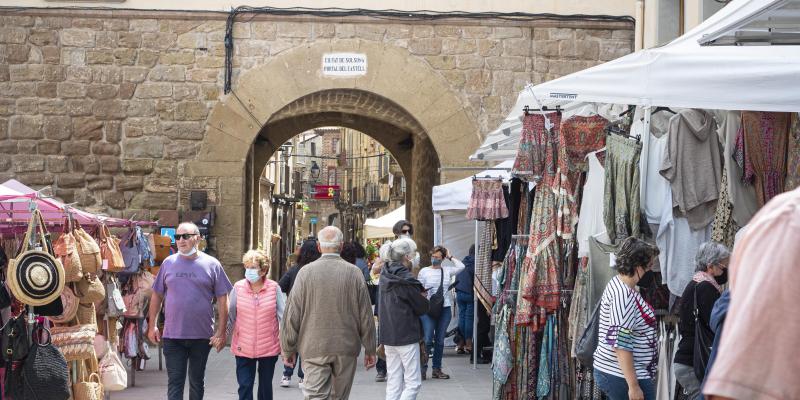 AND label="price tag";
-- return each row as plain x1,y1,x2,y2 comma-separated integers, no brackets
102,259,109,270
